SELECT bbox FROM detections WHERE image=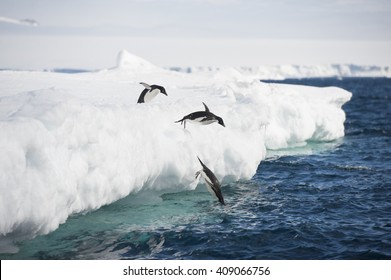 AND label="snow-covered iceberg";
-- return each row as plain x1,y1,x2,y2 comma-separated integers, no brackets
0,50,351,252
